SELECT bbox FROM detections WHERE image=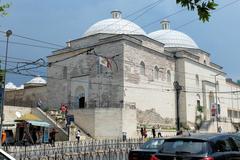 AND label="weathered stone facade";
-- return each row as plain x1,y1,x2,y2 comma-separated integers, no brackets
6,11,240,137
